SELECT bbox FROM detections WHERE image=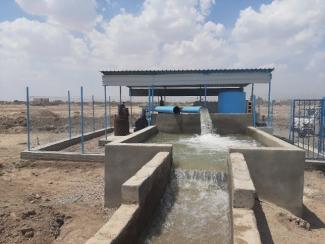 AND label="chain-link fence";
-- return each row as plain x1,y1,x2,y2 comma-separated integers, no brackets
27,87,113,151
